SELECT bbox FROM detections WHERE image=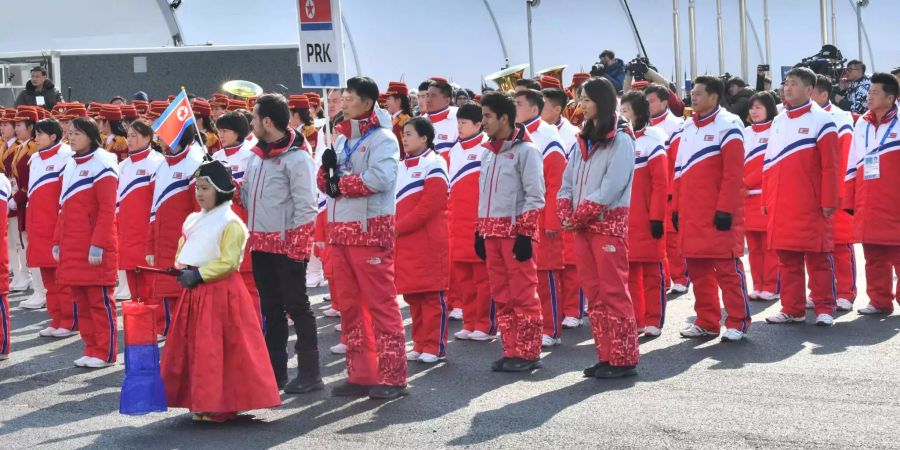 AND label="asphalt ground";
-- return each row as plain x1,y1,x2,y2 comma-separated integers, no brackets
1,248,899,449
